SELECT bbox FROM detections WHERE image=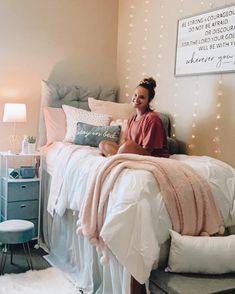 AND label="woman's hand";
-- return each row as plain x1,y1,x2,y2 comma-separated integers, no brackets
117,140,151,156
